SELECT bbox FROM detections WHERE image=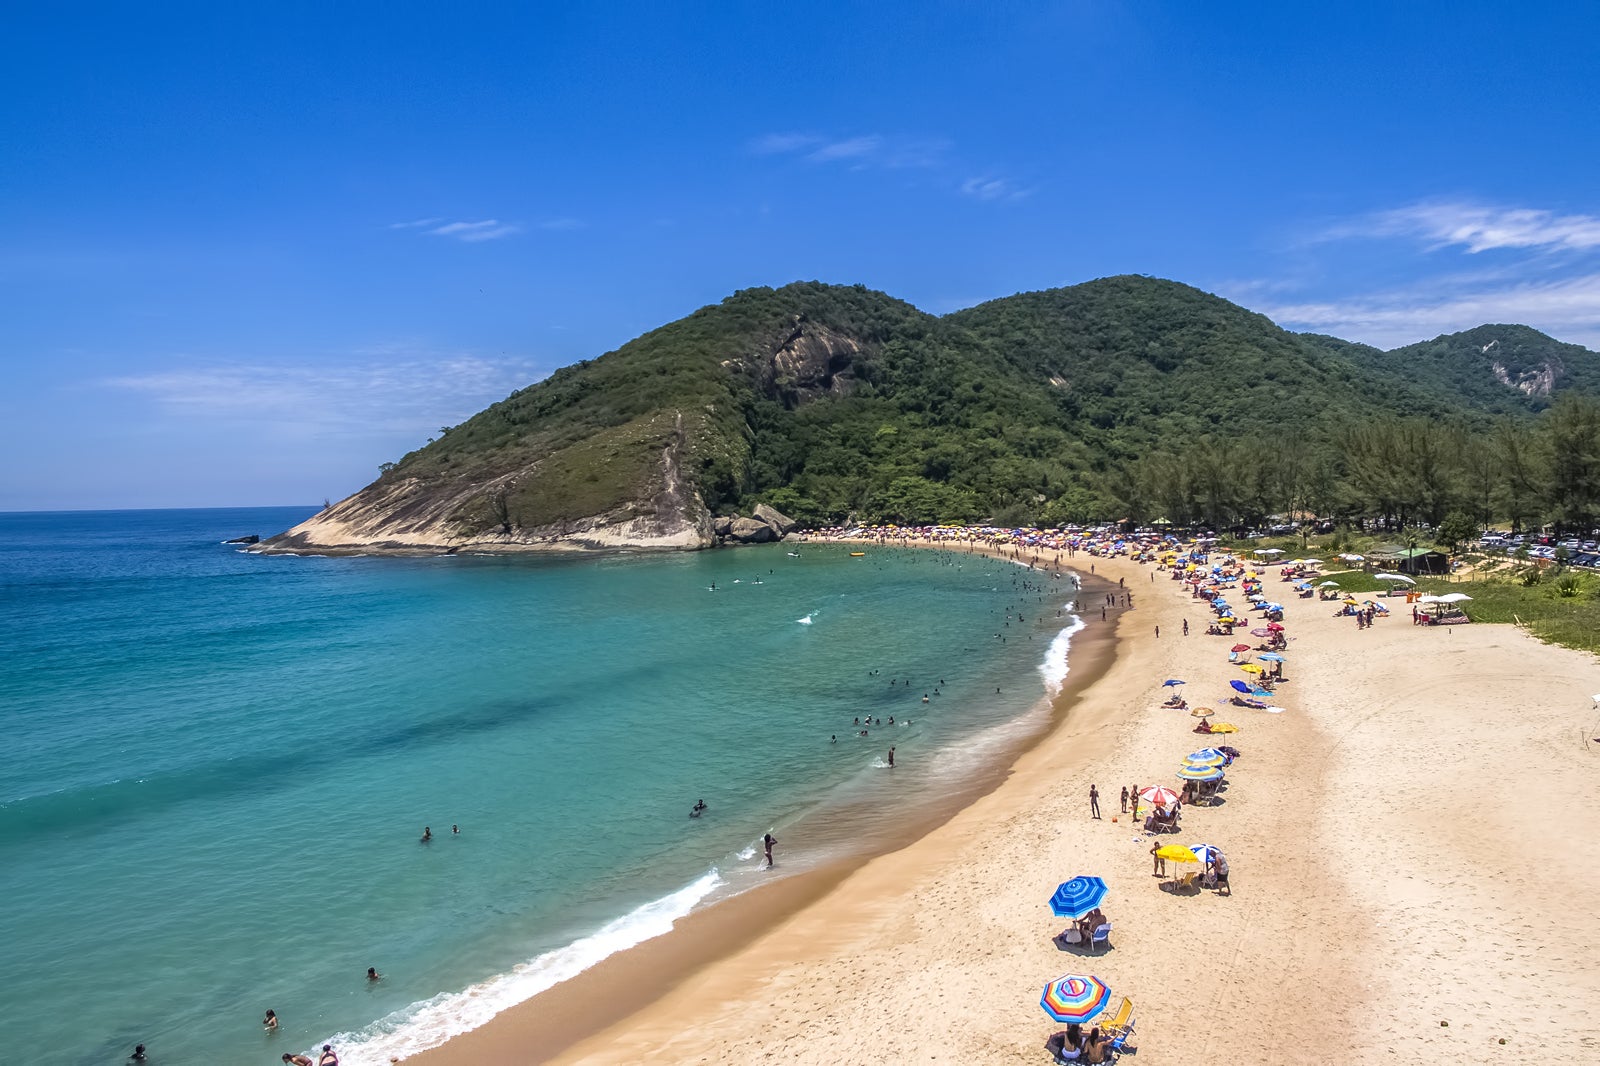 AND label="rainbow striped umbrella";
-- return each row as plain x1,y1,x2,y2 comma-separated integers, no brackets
1048,875,1109,918
1176,764,1225,781
1041,973,1112,1024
